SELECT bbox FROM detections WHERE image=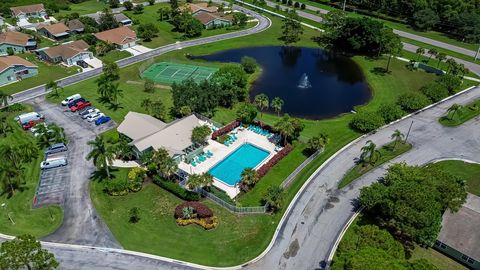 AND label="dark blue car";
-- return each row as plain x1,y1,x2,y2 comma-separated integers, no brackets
95,116,111,125
67,98,85,108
